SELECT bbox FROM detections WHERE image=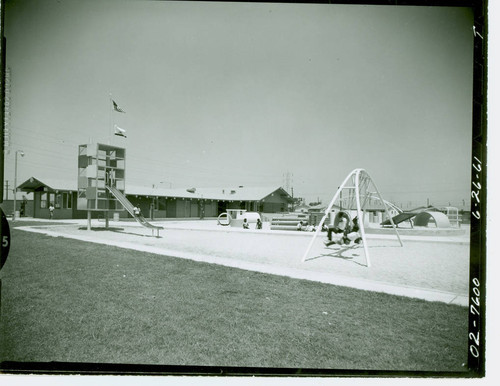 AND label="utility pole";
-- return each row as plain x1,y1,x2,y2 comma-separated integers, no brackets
14,150,25,220
282,171,293,194
4,180,8,200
